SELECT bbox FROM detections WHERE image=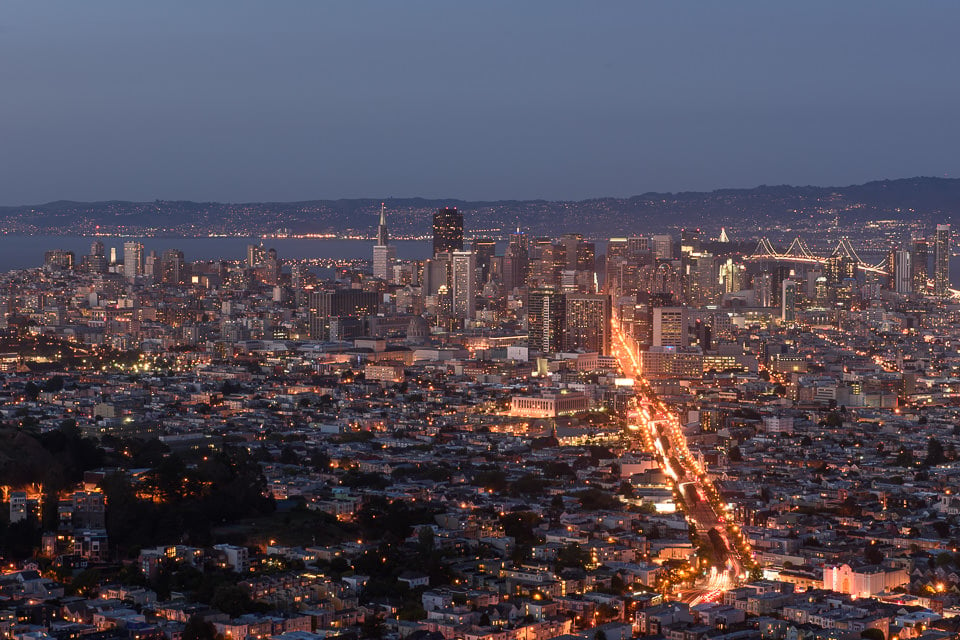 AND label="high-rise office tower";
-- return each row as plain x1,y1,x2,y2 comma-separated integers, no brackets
604,238,630,297
529,238,564,289
376,202,389,247
373,203,397,281
754,272,774,307
528,288,565,354
43,249,74,270
262,248,280,286
912,238,929,293
719,258,745,294
781,280,797,322
306,289,380,340
558,233,596,274
247,243,266,268
560,234,581,270
564,293,611,355
894,249,912,294
450,251,477,321
823,256,856,285
433,207,464,256
652,307,688,347
627,236,651,257
424,253,452,296
651,234,674,261
935,224,950,297
576,240,596,273
144,251,160,281
680,228,702,258
503,229,529,292
123,241,143,280
472,238,497,284
372,245,396,281
606,238,629,263
83,241,108,274
161,249,186,285
683,252,718,306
